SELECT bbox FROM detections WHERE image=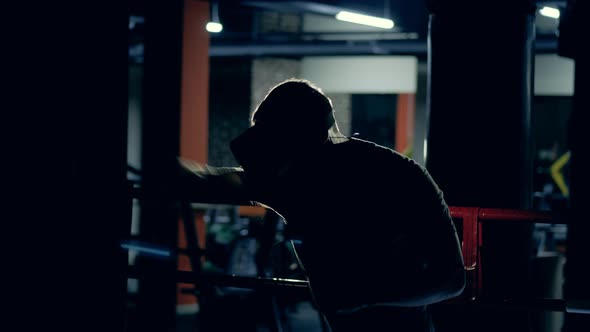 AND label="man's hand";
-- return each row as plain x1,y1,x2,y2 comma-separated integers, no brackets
178,157,209,176
175,157,250,205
